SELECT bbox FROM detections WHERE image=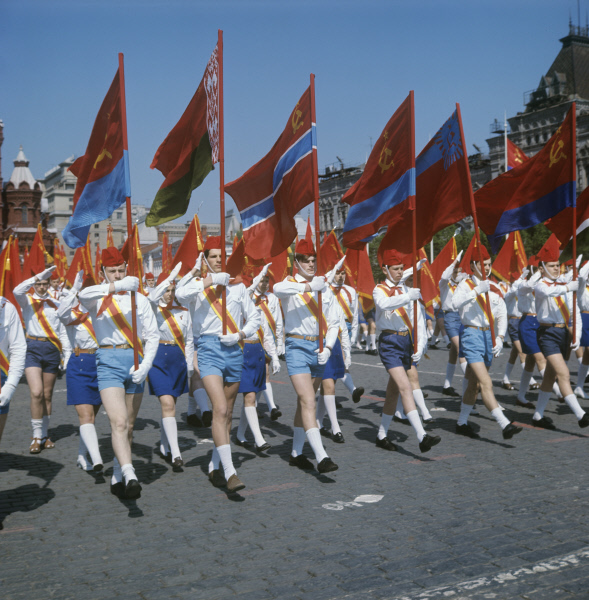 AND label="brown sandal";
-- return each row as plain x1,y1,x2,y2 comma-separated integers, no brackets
42,437,55,449
30,437,42,454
